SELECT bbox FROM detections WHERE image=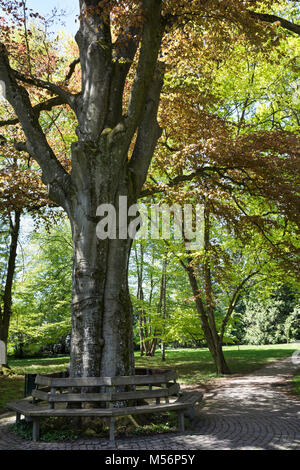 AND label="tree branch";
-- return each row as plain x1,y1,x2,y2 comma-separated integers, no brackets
12,70,76,108
129,63,165,195
0,96,65,128
139,165,239,198
219,270,260,342
0,43,71,207
64,58,80,84
75,0,113,140
105,27,139,128
124,0,164,142
249,11,300,36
